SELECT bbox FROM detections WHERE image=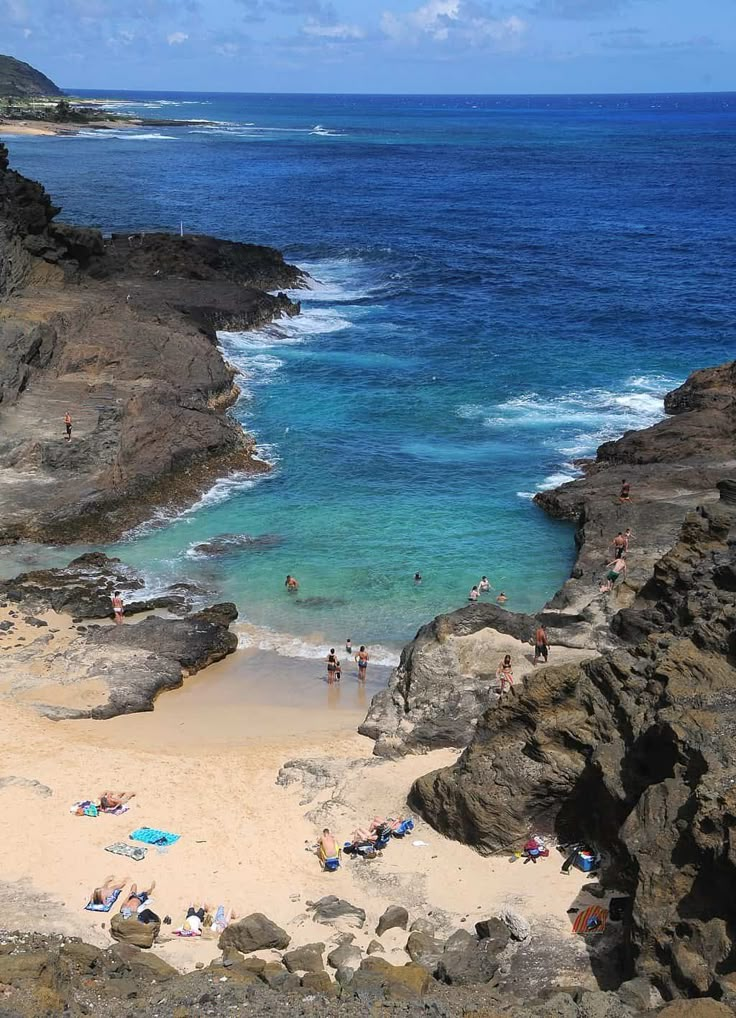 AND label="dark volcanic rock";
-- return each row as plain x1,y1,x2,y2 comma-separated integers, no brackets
410,498,736,1000
307,896,367,929
218,914,291,954
282,943,325,973
376,905,409,937
0,143,305,544
191,533,284,556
